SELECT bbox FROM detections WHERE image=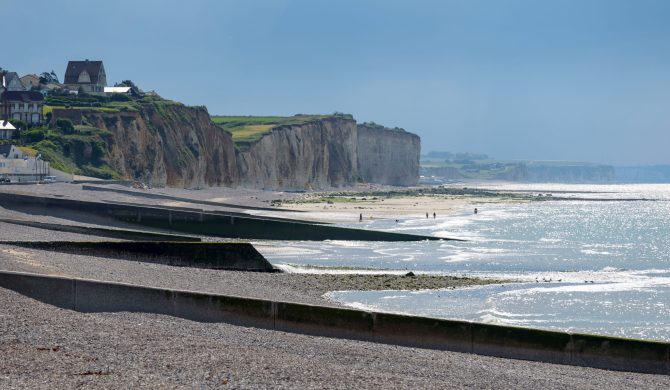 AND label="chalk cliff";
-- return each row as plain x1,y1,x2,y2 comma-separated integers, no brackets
51,105,421,189
51,102,237,188
356,124,421,186
235,116,359,189
421,161,614,183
